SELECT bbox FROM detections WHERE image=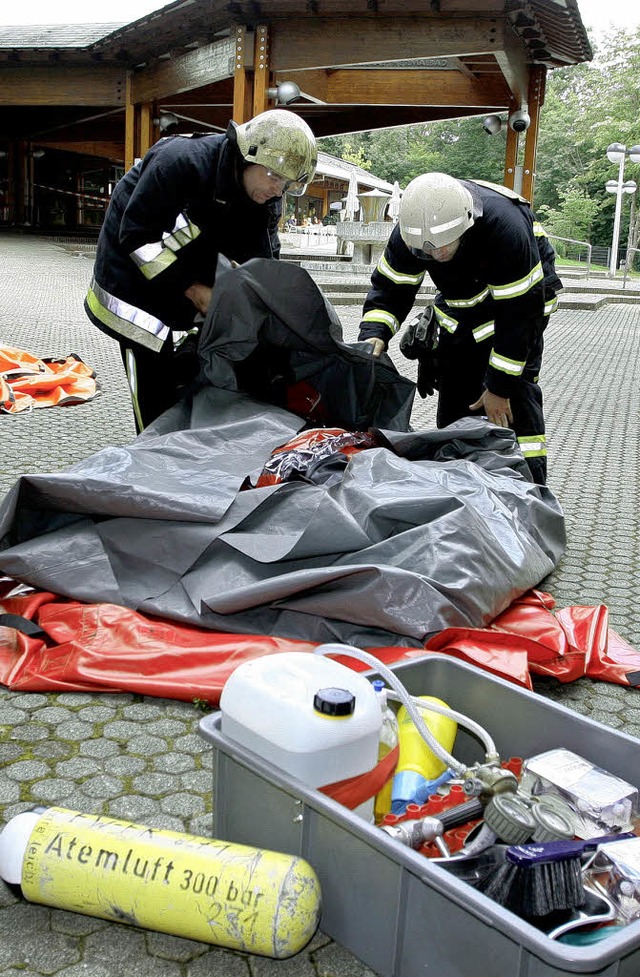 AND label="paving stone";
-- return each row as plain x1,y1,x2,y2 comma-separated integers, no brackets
32,706,75,724
80,774,125,799
4,760,51,781
102,720,146,740
8,694,50,710
104,754,147,776
0,781,22,803
160,793,206,817
79,738,121,759
50,908,110,936
153,753,197,774
56,757,103,779
56,720,101,740
128,734,170,756
122,703,167,720
132,772,182,796
108,795,162,820
145,931,210,962
186,948,251,976
313,941,379,977
30,778,77,803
